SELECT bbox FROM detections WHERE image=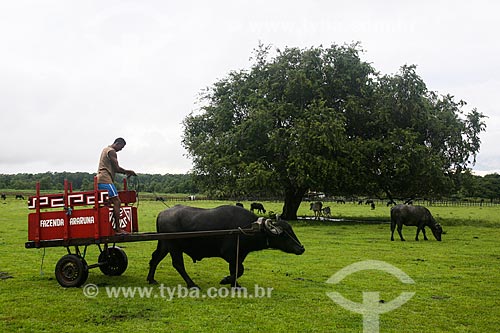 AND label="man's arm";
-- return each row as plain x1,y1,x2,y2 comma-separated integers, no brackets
108,150,137,176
